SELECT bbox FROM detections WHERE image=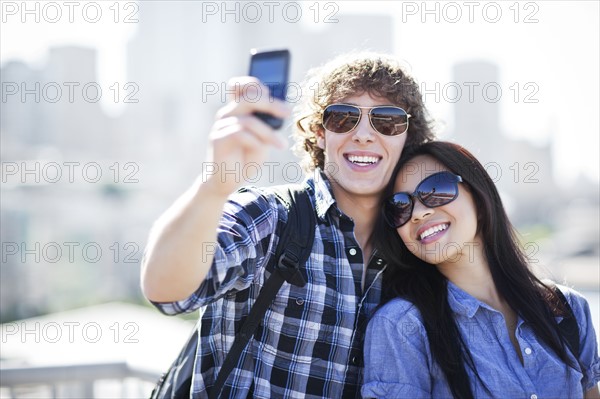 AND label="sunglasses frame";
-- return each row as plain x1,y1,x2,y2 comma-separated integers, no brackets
322,103,411,136
385,171,463,228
